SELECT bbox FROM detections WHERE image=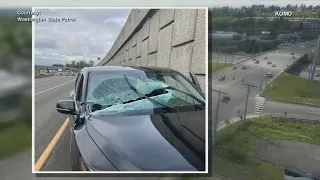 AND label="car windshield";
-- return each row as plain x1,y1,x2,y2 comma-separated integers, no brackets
86,70,205,117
